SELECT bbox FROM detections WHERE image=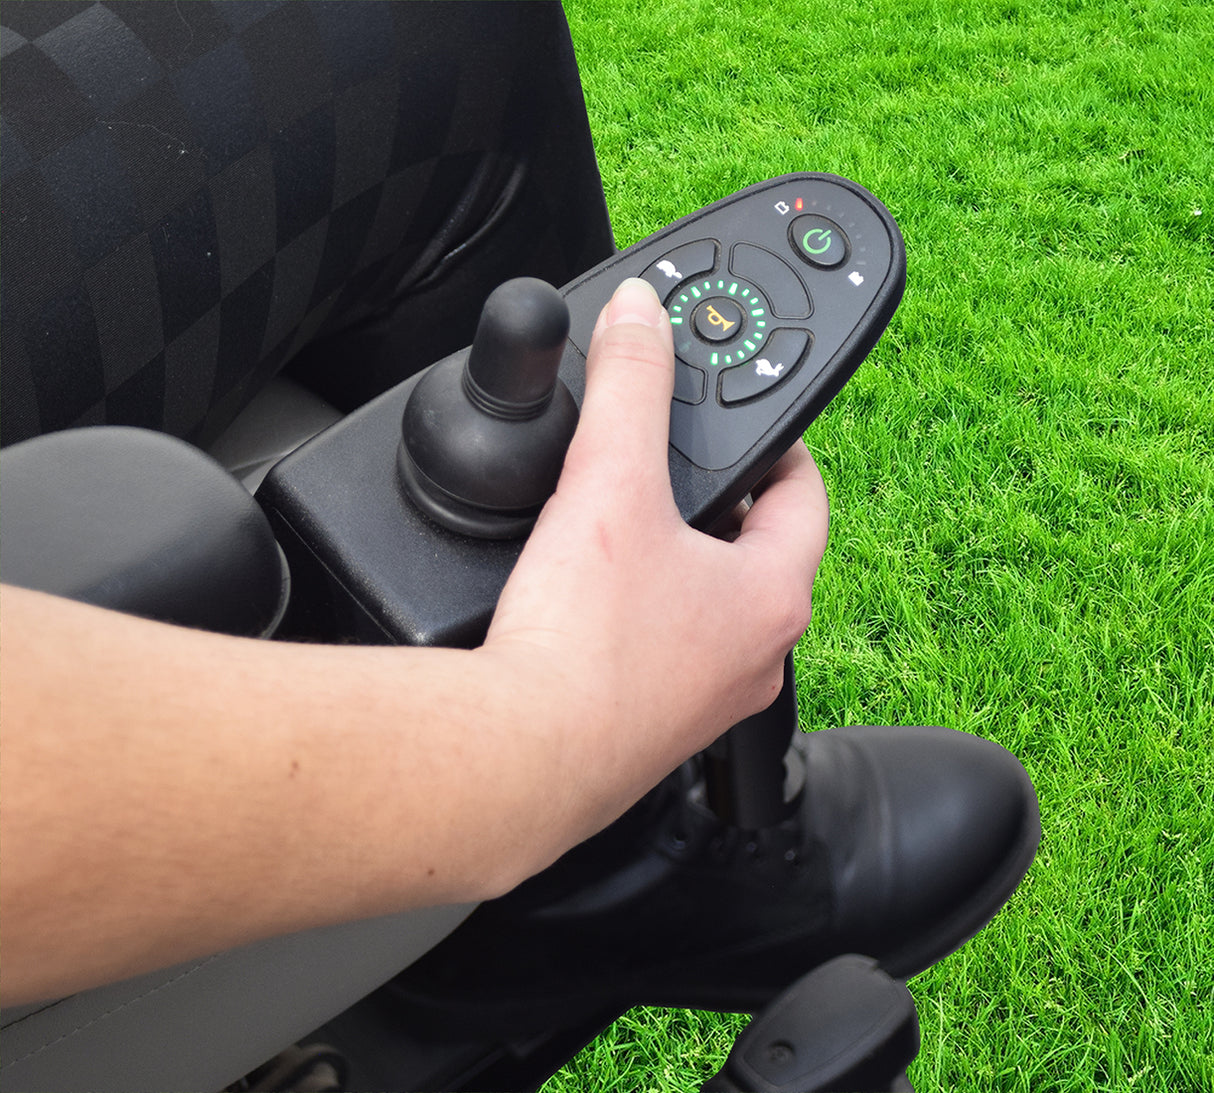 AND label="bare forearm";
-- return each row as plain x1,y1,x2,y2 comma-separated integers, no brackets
0,585,572,1004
